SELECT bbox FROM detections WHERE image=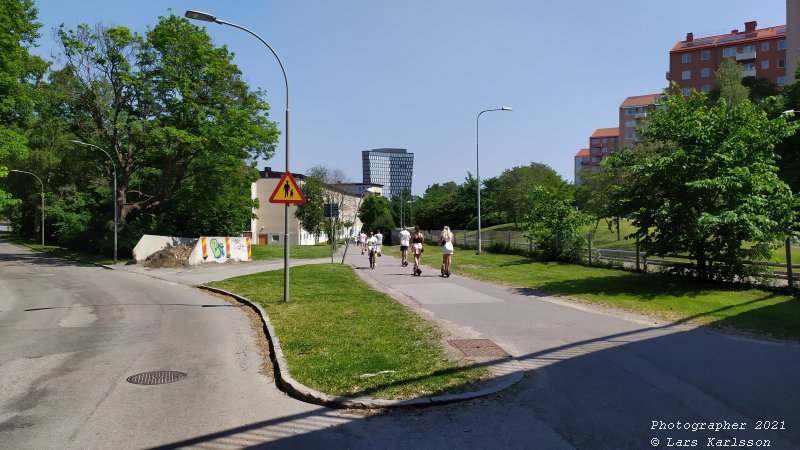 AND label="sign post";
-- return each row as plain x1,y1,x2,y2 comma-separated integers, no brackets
268,172,306,302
